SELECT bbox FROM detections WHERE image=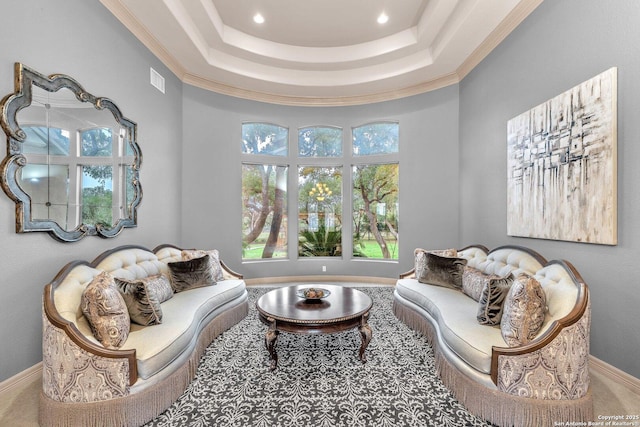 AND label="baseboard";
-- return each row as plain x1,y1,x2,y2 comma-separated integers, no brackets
0,362,41,396
590,355,640,396
244,275,396,286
